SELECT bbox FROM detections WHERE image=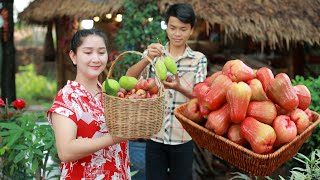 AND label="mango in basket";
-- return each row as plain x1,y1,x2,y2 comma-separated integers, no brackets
119,76,138,91
103,79,120,96
164,56,177,75
155,60,167,80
